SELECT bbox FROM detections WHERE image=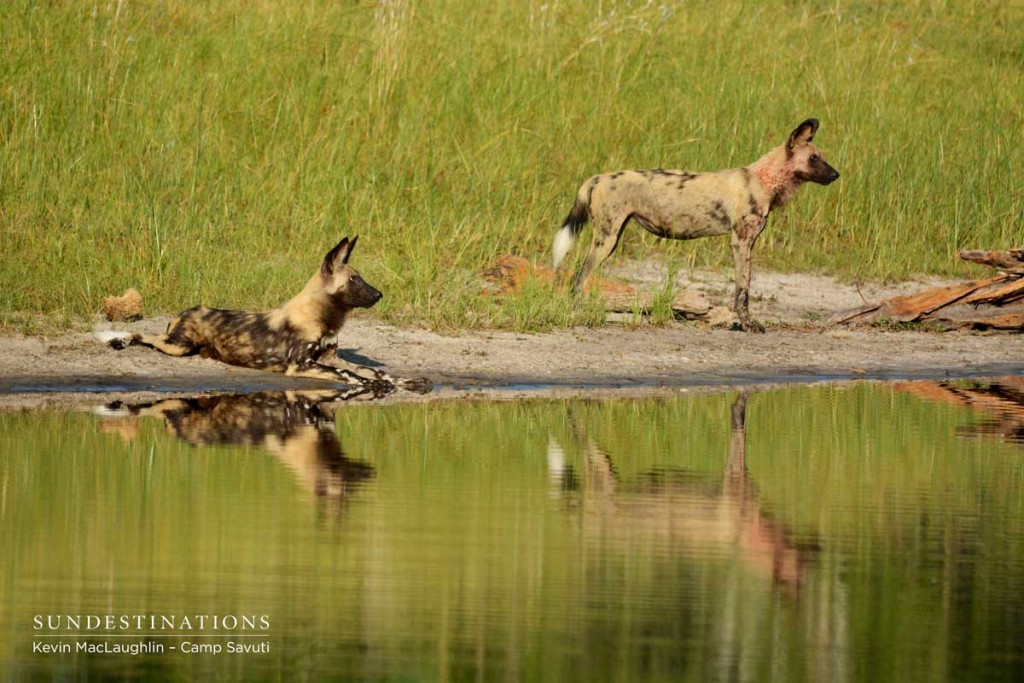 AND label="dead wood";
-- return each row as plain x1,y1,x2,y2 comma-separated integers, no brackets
837,246,1024,331
878,280,995,322
601,289,712,319
895,378,1024,444
958,248,1024,271
926,301,1024,330
959,278,1024,306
